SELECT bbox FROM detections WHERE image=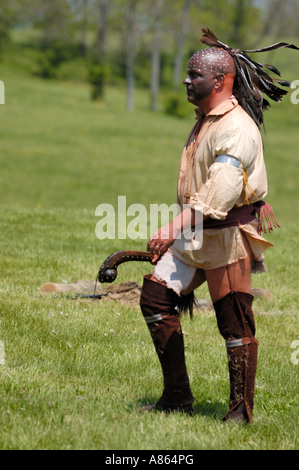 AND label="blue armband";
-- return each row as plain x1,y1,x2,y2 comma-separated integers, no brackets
215,154,241,168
